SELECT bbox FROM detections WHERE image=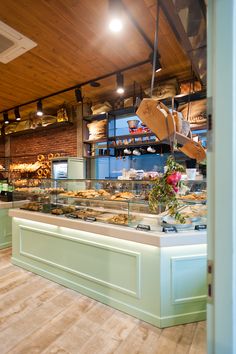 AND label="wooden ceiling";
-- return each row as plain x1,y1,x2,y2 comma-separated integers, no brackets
0,0,195,121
